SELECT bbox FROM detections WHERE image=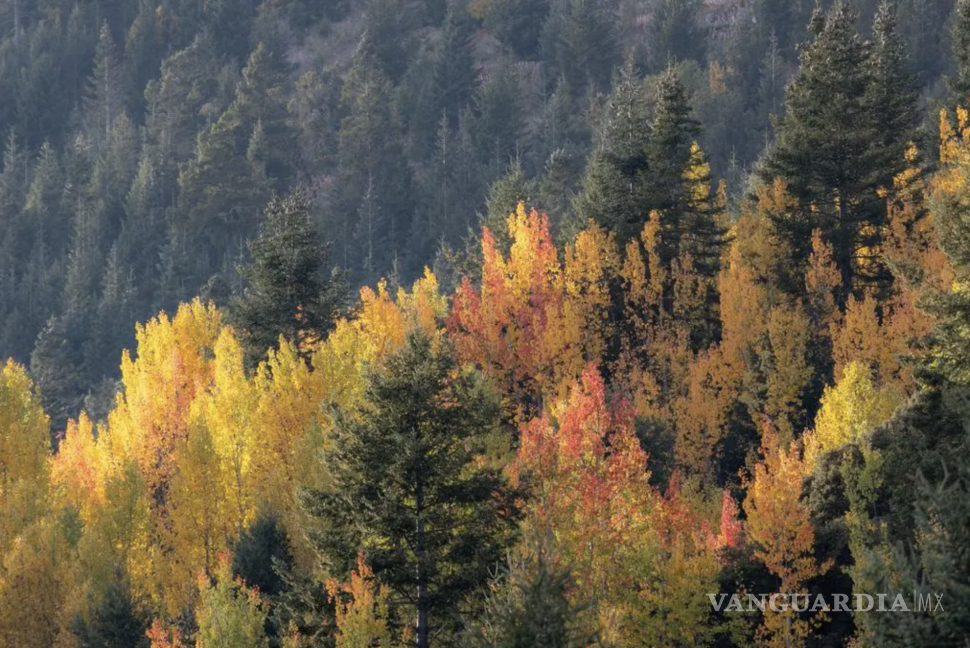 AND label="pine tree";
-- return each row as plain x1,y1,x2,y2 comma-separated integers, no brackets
71,575,150,648
471,545,594,648
232,514,293,598
335,37,413,278
229,189,343,367
950,0,970,105
433,5,477,126
83,22,127,153
573,56,652,242
867,1,920,193
647,66,702,266
651,0,706,68
759,1,884,299
540,0,617,94
479,159,536,254
301,334,520,648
